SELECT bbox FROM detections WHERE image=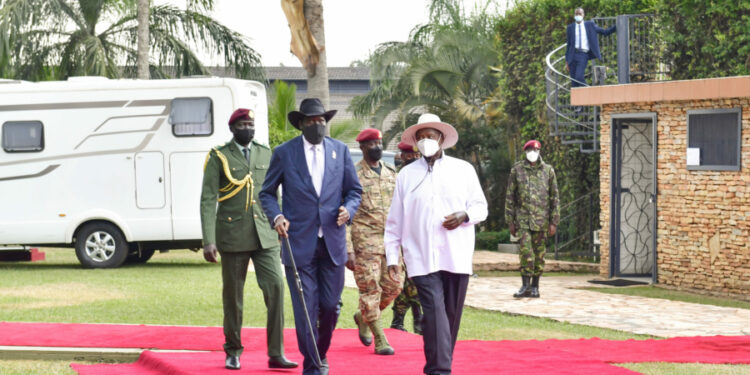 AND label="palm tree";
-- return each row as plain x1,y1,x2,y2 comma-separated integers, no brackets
302,0,330,109
0,0,263,81
136,0,216,80
349,0,512,230
136,0,149,79
350,0,499,146
267,80,299,148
